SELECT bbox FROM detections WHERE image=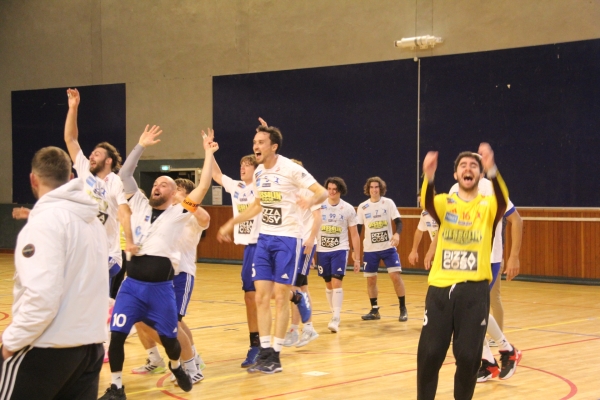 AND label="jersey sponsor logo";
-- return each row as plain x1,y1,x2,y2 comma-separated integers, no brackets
322,214,327,221
145,215,150,222
238,220,254,234
444,212,458,223
447,198,456,204
442,250,478,271
93,186,106,198
234,192,239,199
365,213,372,218
458,220,472,227
86,176,96,187
431,230,437,238
362,204,369,210
321,225,342,234
261,183,271,188
262,206,282,225
320,236,340,248
259,191,282,204
442,229,482,244
97,211,109,225
321,204,327,209
368,220,388,229
237,182,245,188
370,231,389,244
255,170,262,178
22,244,35,258
237,204,249,213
